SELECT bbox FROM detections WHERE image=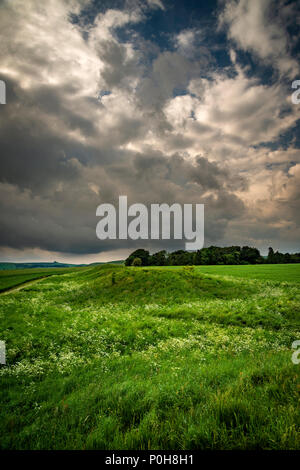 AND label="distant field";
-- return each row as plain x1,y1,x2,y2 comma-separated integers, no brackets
0,264,299,450
0,267,80,292
194,263,300,282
